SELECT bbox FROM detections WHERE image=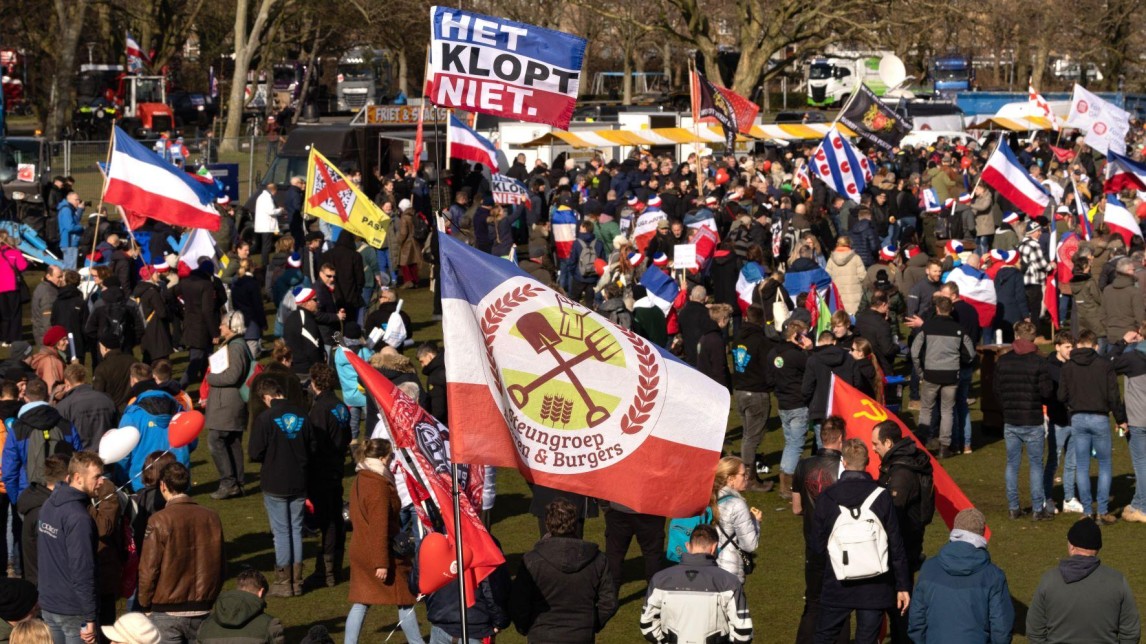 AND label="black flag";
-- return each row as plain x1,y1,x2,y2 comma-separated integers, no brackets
695,71,739,151
837,84,912,152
